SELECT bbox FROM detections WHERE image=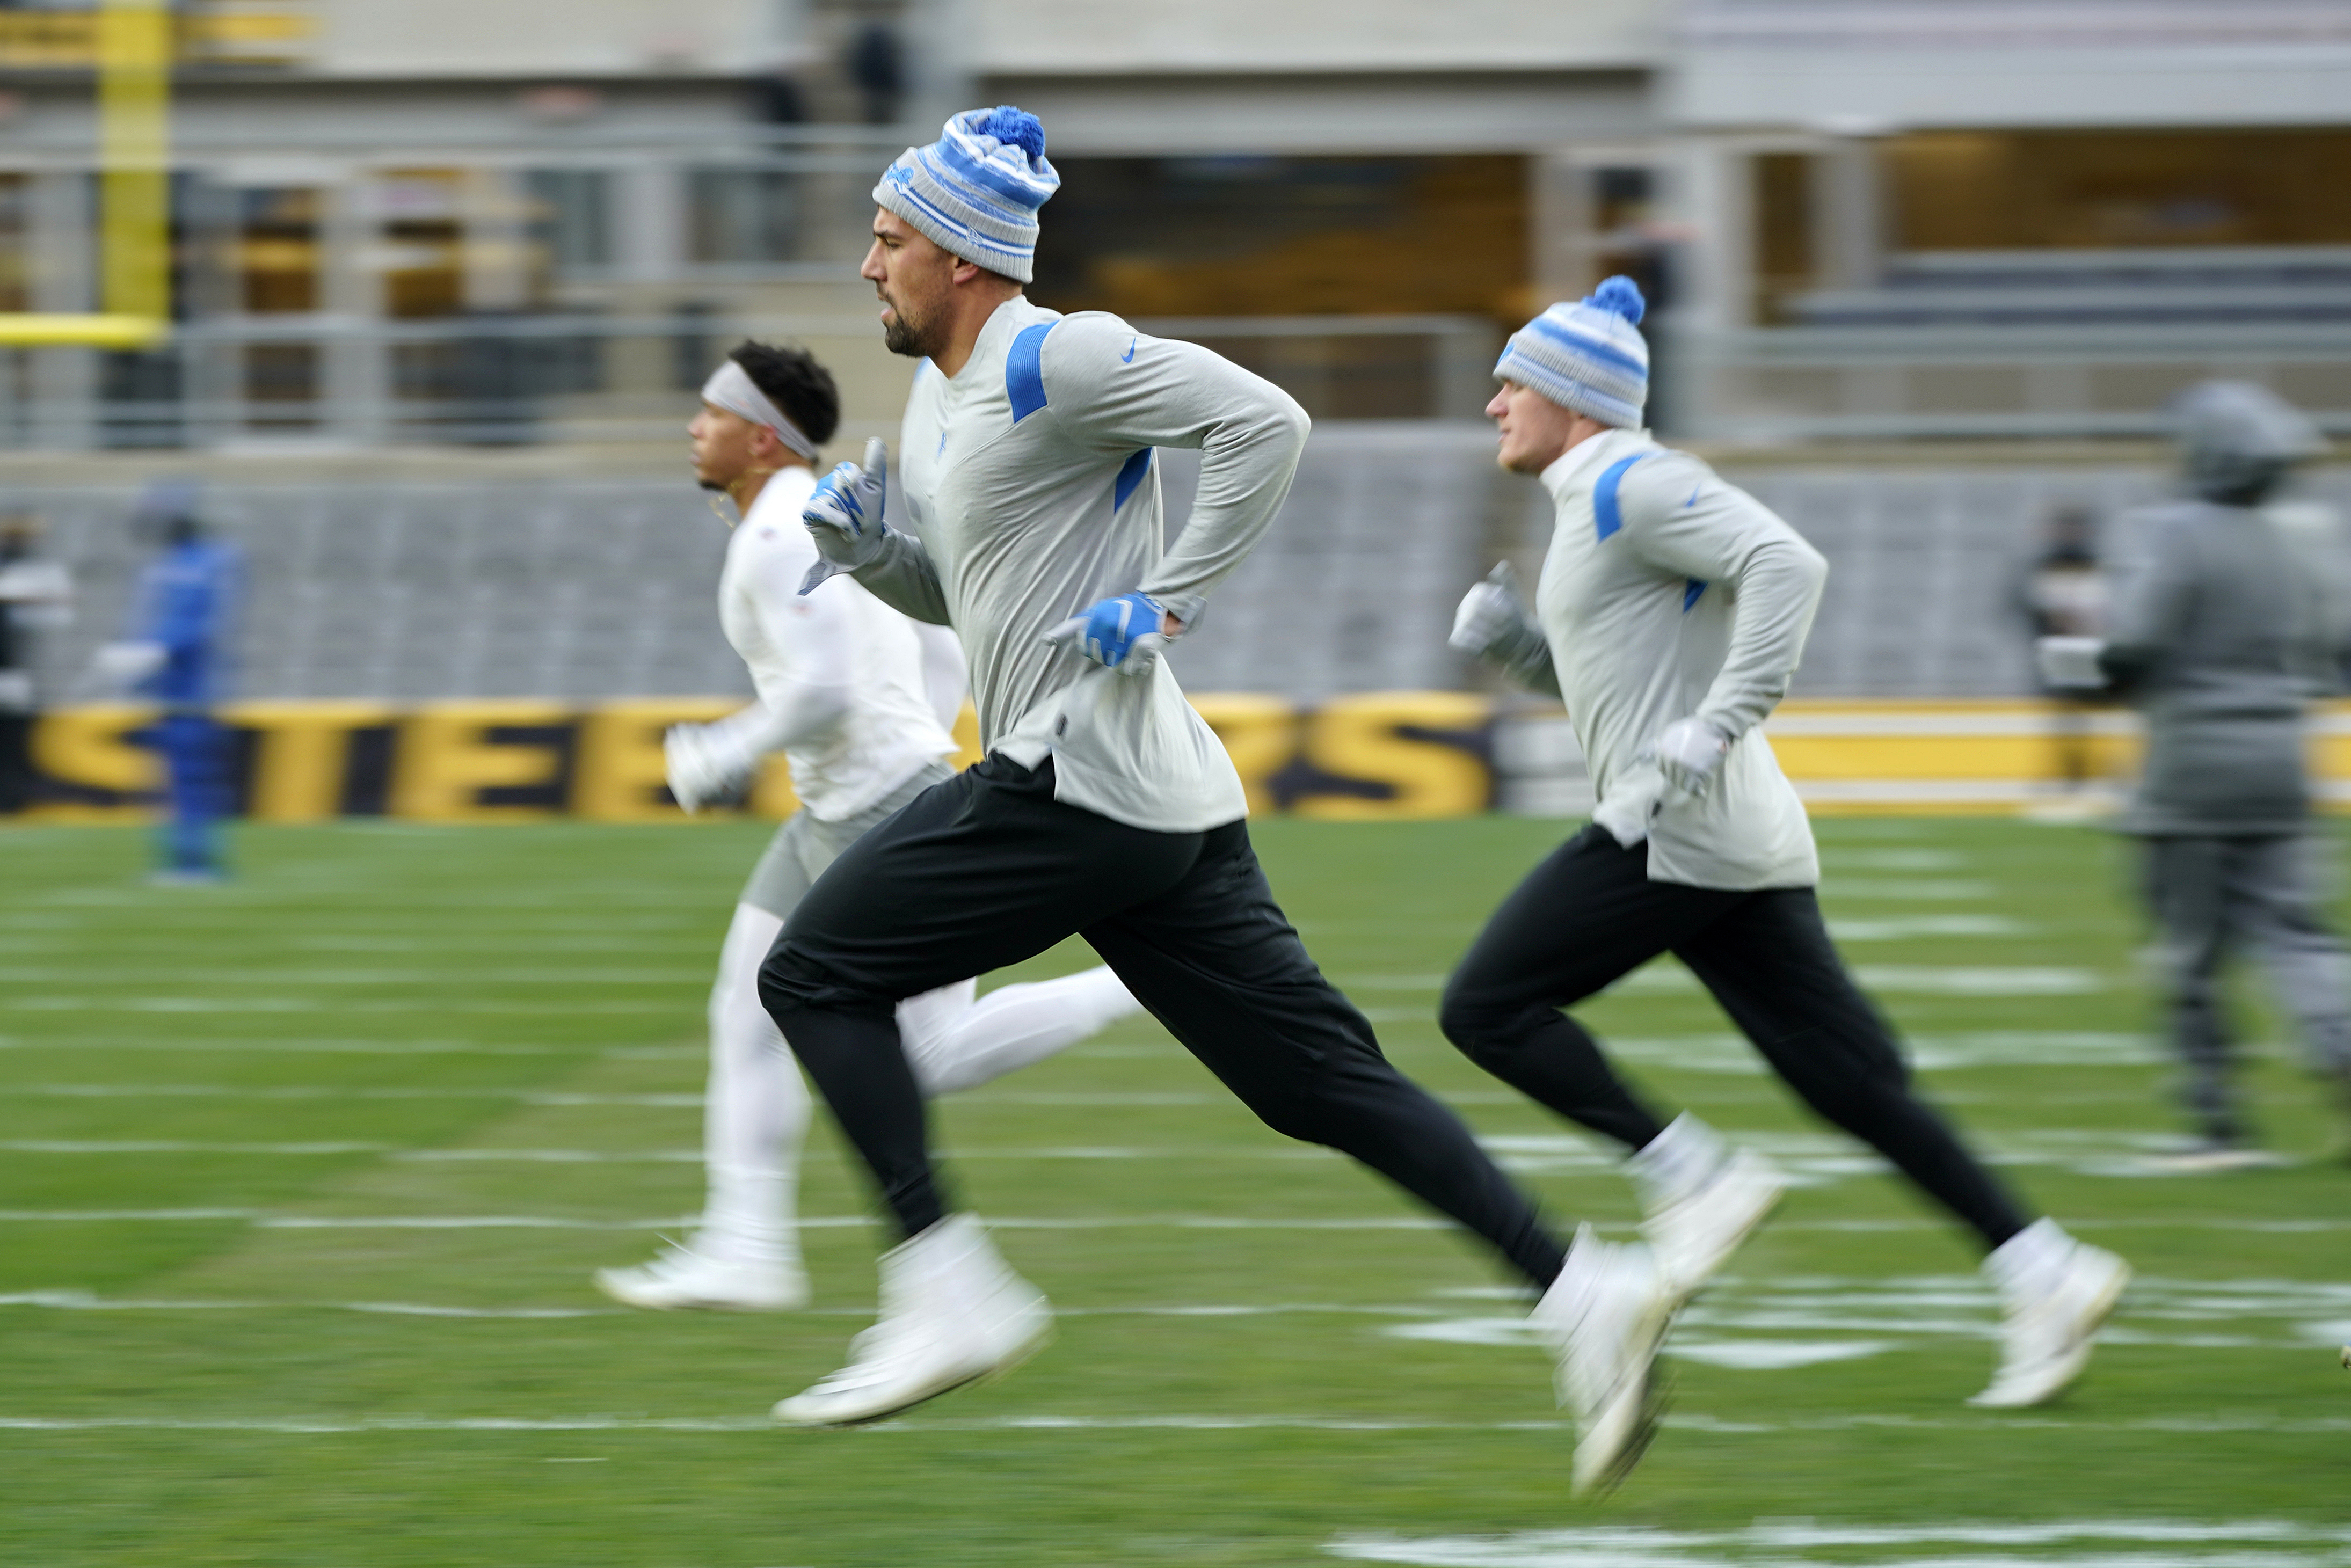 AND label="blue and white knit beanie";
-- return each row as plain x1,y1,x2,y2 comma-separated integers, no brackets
1494,276,1650,428
874,106,1060,285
